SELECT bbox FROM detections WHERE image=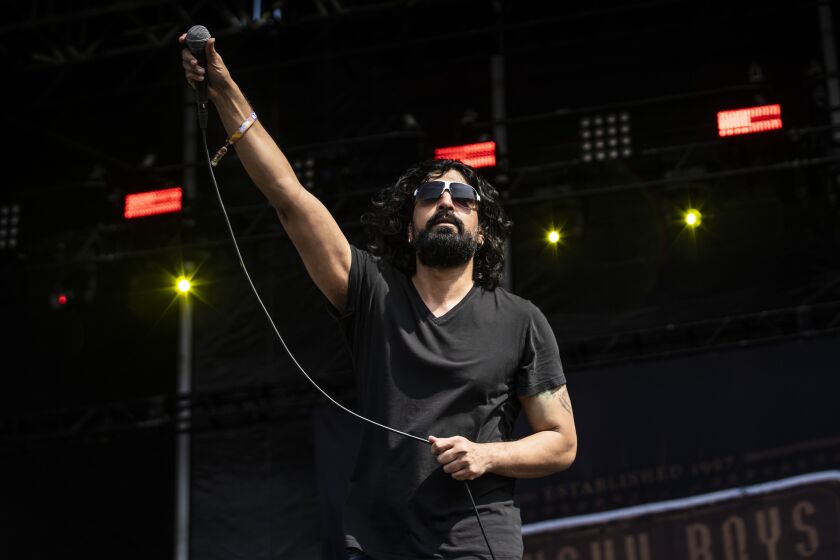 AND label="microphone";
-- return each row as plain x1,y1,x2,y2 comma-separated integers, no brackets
185,25,211,130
